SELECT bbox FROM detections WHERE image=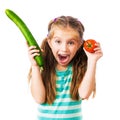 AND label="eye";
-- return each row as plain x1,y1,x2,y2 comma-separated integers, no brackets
55,39,61,44
68,41,75,45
